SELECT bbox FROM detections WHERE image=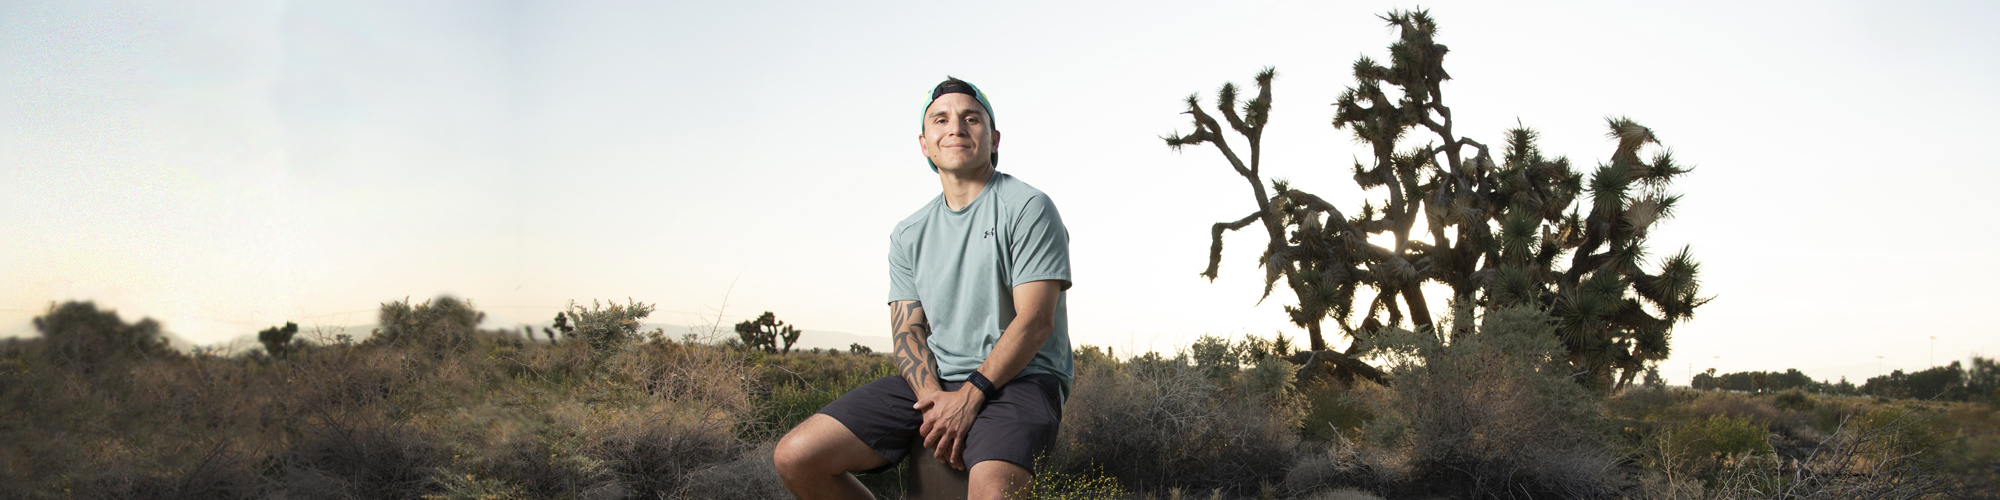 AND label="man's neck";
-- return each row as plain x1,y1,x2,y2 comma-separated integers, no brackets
937,164,994,211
